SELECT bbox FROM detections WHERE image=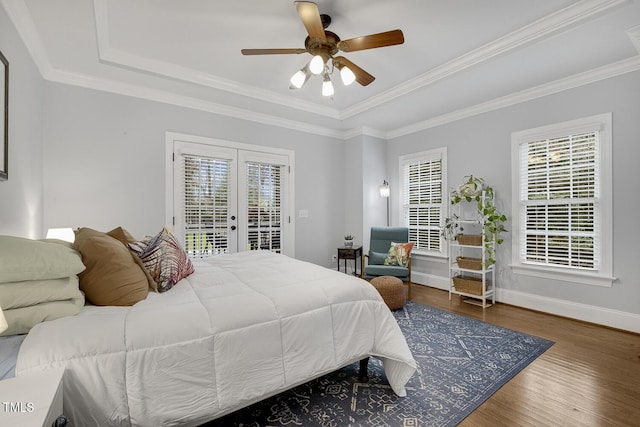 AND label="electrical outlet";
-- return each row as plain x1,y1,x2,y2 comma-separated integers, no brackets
332,254,337,263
